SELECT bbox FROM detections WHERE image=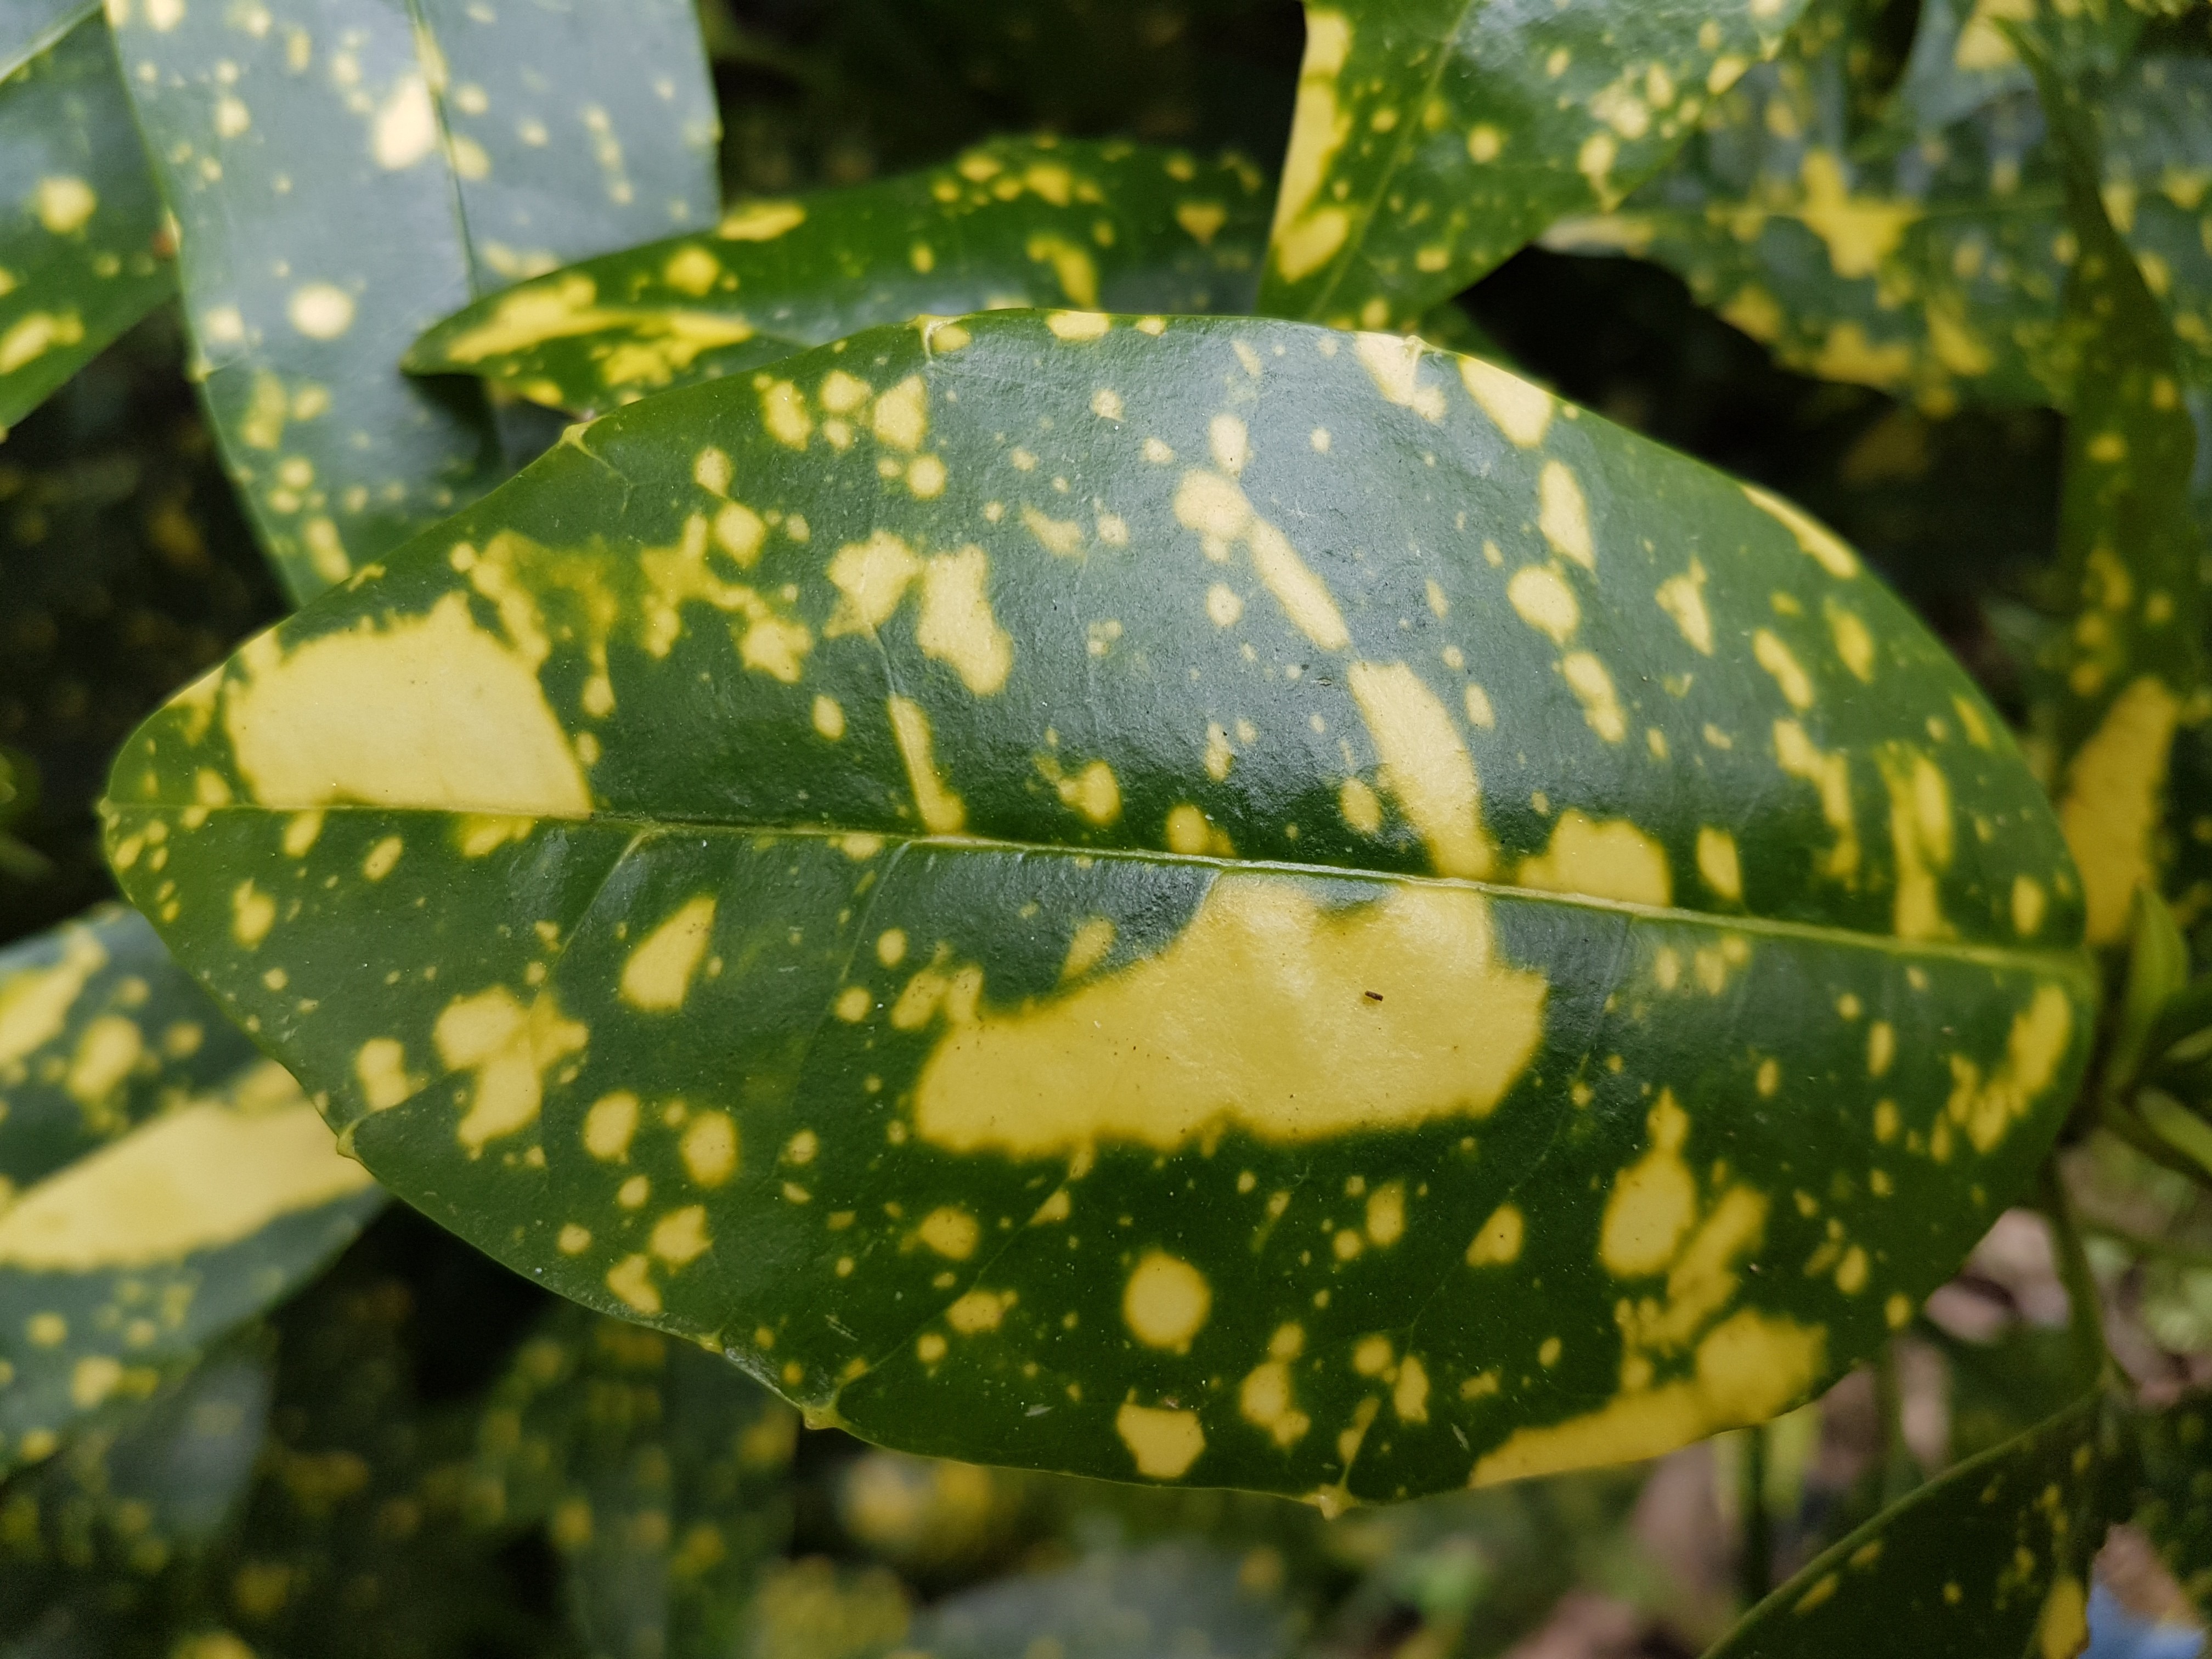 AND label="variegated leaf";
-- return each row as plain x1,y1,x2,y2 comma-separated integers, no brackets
1255,0,1810,331
407,137,1270,417
105,312,2091,1502
0,13,172,431
106,0,719,601
0,906,381,1476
